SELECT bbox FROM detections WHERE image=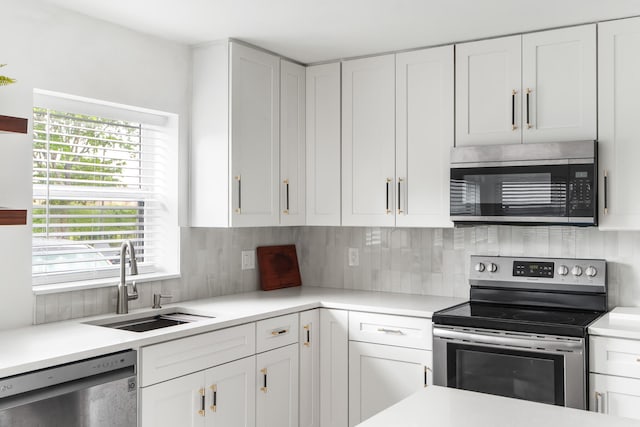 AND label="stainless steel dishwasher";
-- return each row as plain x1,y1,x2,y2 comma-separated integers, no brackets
0,350,137,427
